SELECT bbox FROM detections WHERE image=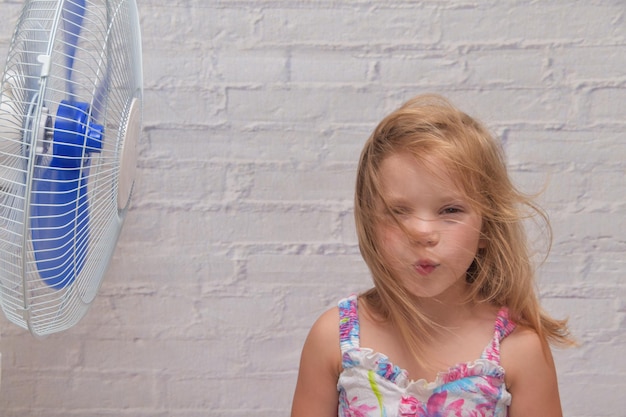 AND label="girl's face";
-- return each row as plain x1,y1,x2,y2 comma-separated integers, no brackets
375,152,484,303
